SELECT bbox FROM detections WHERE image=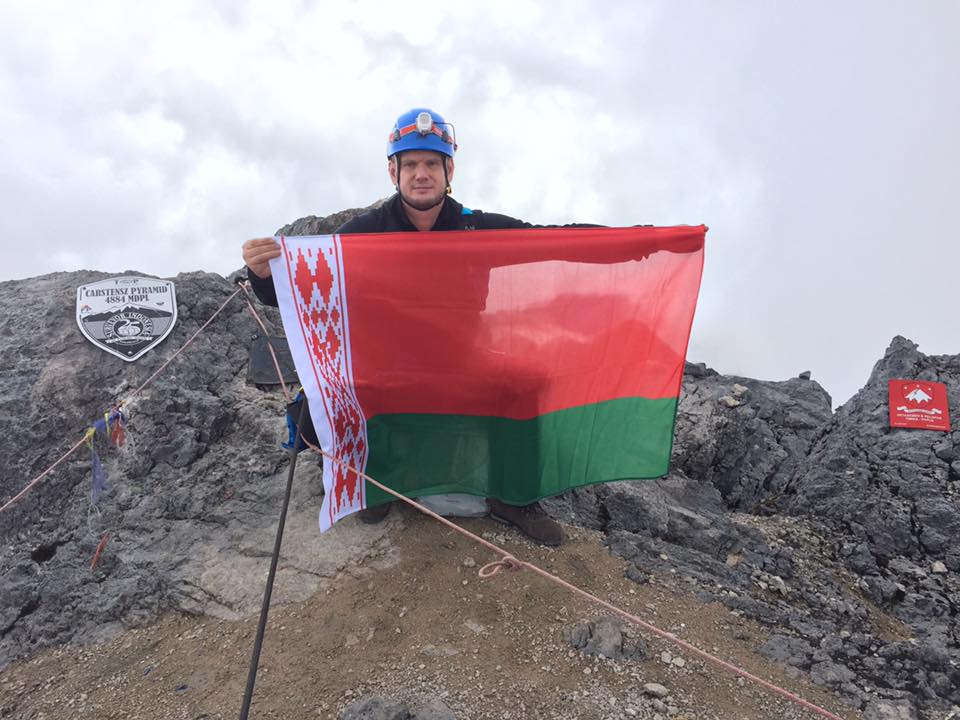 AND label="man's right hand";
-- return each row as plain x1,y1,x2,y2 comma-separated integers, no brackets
242,237,281,278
